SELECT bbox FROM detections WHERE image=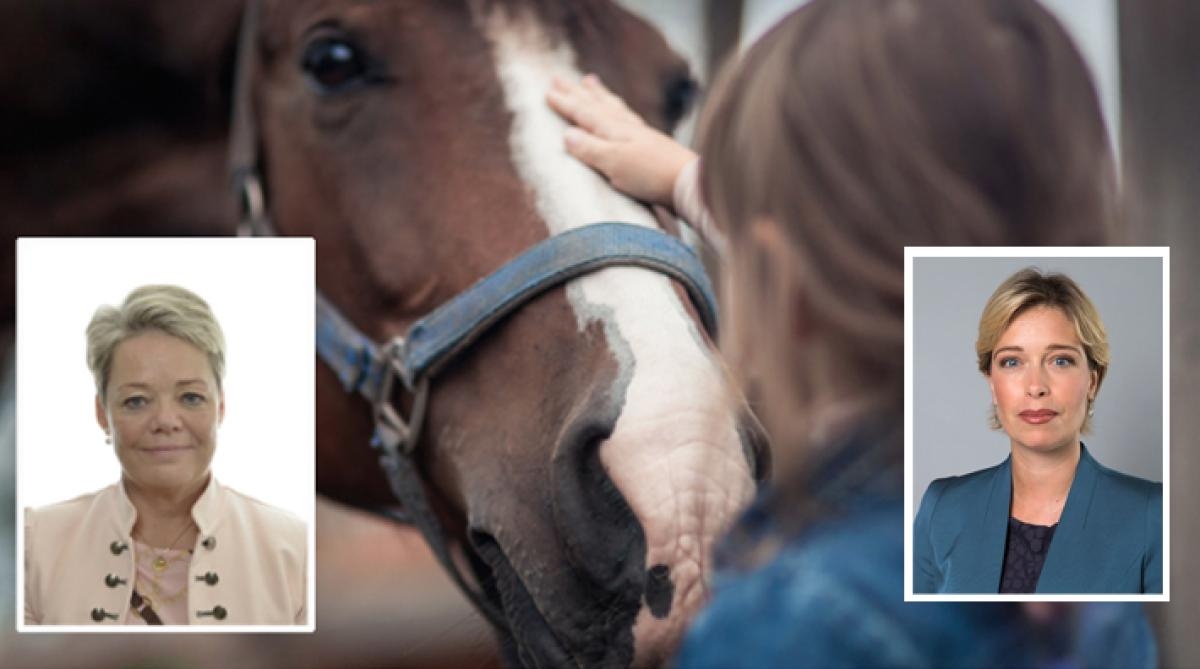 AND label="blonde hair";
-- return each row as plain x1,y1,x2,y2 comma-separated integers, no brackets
697,0,1115,482
976,268,1109,432
86,285,226,400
